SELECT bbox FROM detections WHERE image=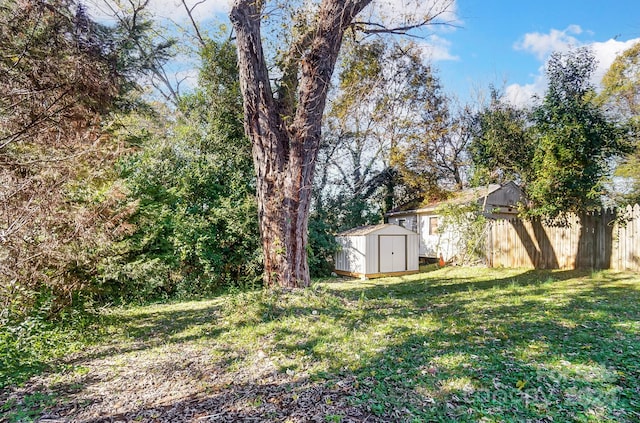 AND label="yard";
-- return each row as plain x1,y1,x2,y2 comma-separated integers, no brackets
2,267,639,422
